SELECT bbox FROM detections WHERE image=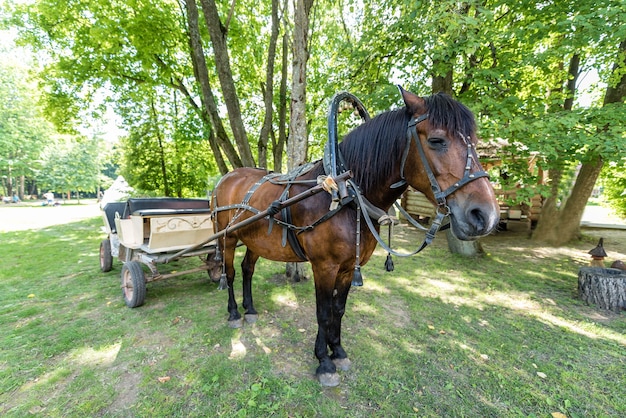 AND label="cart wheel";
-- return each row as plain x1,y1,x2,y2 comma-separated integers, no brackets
121,261,146,308
100,239,113,272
